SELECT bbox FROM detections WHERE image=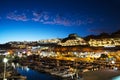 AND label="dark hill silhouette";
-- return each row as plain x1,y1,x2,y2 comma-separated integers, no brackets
111,30,120,38
61,33,82,42
84,30,120,41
